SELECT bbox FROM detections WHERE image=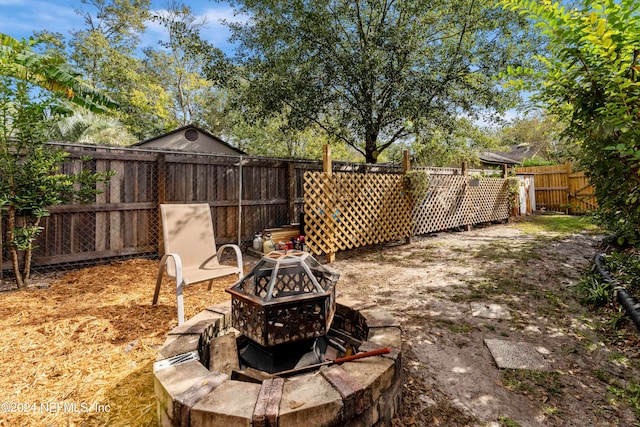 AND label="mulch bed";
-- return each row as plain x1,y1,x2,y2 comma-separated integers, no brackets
0,259,236,426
